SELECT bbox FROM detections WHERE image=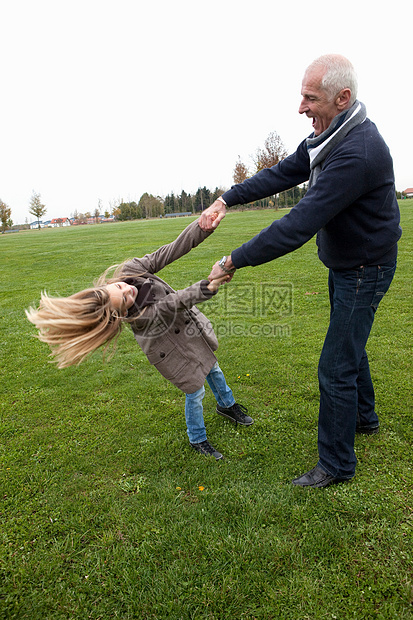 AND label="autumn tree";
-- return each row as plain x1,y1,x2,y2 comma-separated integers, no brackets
253,131,288,174
0,199,12,233
29,192,47,229
233,156,249,184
